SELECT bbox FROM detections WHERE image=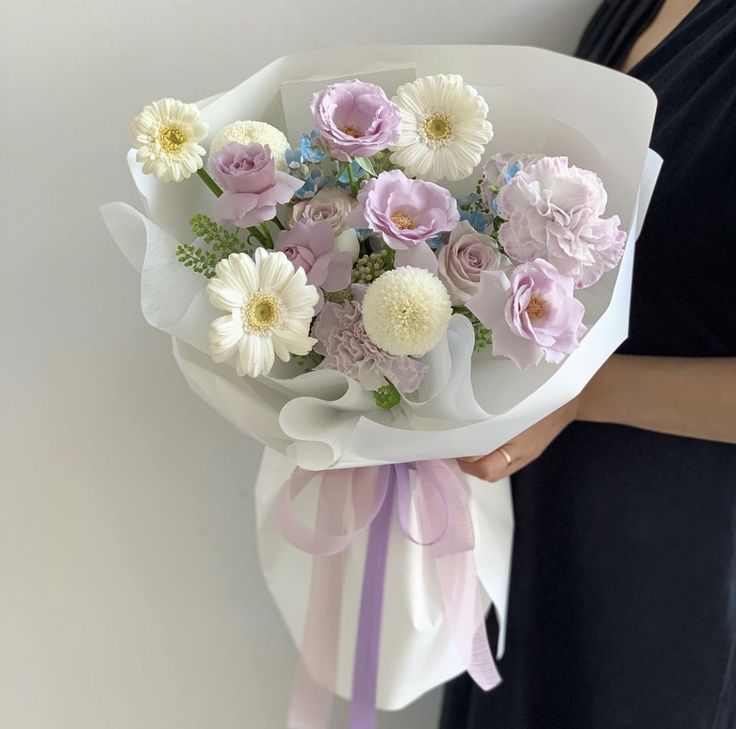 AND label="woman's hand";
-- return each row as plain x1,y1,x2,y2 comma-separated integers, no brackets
457,396,582,482
458,354,736,483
